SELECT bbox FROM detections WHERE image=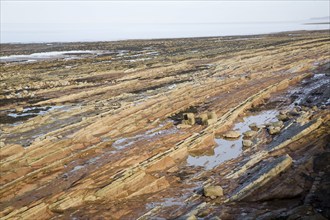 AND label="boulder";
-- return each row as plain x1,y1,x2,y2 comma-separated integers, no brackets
257,124,266,129
248,123,258,131
268,126,281,135
208,111,217,120
184,113,195,120
200,111,217,125
206,118,217,126
242,140,253,148
289,109,300,116
182,119,195,125
223,131,241,139
187,215,198,220
267,121,284,135
204,185,224,199
15,106,24,112
277,113,289,121
200,113,209,125
183,113,195,125
270,121,284,128
243,130,258,139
